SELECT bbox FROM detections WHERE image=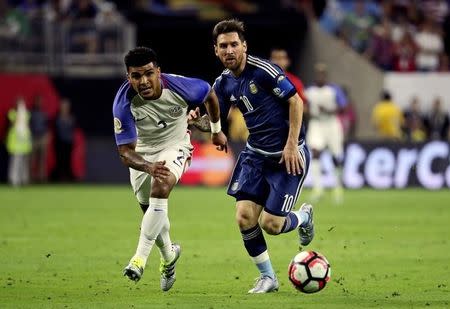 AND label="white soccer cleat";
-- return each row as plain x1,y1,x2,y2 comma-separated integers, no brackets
298,203,315,246
248,275,279,294
159,243,181,291
123,256,144,282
